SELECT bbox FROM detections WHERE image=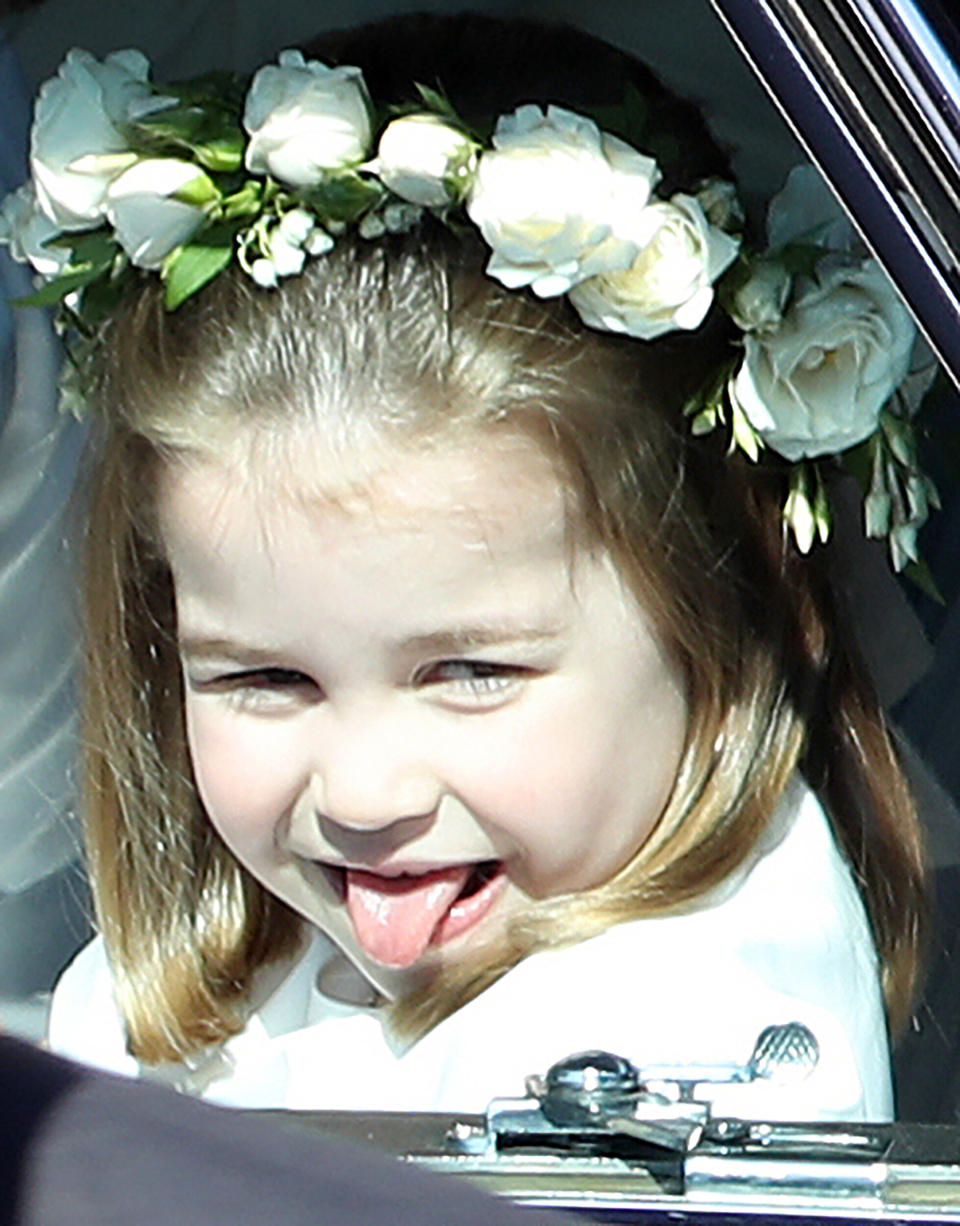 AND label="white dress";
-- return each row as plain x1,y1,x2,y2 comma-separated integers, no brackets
48,778,893,1121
